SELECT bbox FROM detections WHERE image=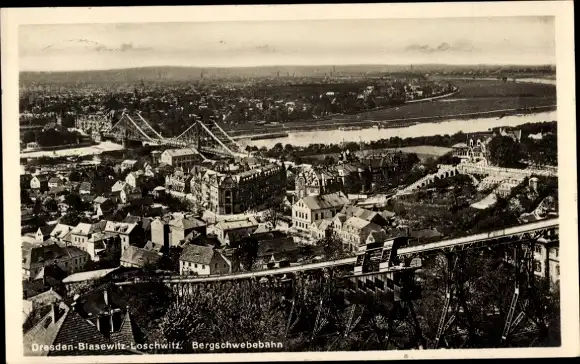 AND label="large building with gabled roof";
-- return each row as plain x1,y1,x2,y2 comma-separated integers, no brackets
191,160,286,215
292,191,351,232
